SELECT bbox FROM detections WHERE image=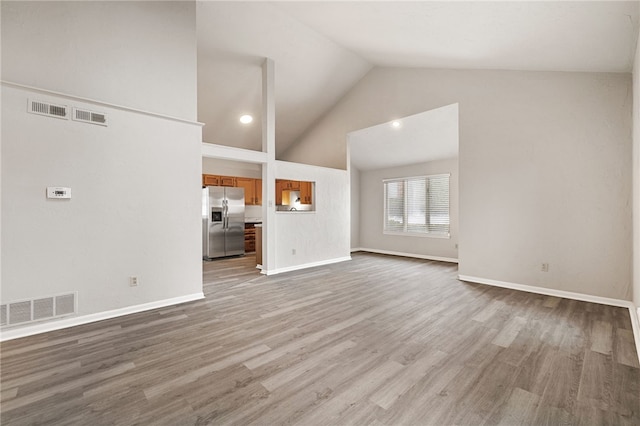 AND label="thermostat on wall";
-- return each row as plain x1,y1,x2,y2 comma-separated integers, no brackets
47,187,72,199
